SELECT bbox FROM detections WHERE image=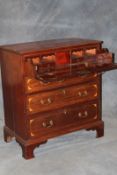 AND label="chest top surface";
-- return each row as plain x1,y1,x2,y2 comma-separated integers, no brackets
0,38,102,55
